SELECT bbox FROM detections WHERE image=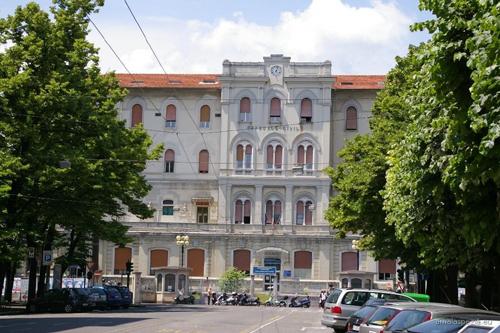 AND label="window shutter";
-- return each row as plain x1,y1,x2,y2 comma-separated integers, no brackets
300,98,312,118
294,251,312,269
243,200,251,217
131,104,143,127
233,250,251,273
240,98,250,113
346,106,357,130
306,146,313,166
275,145,283,168
270,98,281,116
305,201,313,225
266,145,274,166
165,149,175,162
341,252,358,271
187,249,204,277
166,104,176,121
114,247,132,273
378,259,396,274
297,145,305,164
199,150,209,173
150,250,168,268
265,200,273,224
235,200,243,223
274,201,281,223
200,105,210,122
236,145,244,161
